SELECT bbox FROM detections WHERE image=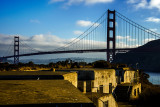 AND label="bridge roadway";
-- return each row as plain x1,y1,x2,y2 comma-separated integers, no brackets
1,47,158,59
